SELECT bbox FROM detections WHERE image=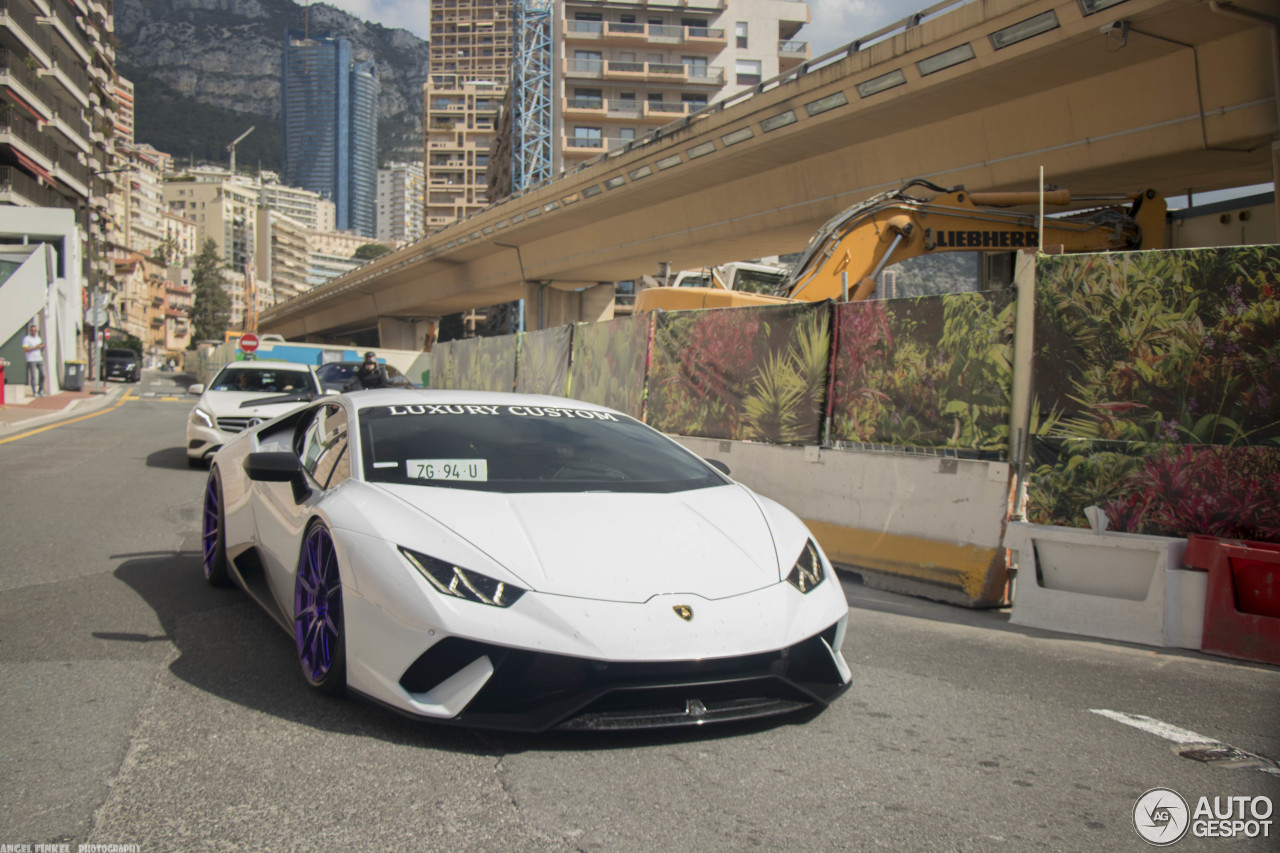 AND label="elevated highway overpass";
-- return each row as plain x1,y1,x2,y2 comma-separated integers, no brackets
261,0,1278,344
